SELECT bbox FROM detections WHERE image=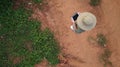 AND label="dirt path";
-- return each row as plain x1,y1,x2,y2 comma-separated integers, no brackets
33,0,120,67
